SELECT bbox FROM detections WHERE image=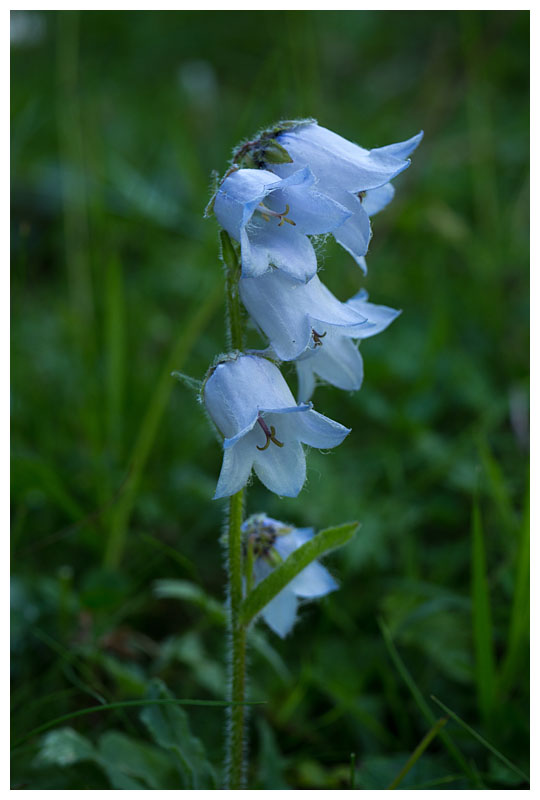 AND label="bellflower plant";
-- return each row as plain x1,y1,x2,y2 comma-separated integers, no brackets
242,514,338,638
213,166,351,281
261,121,423,270
203,353,350,498
176,117,420,789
